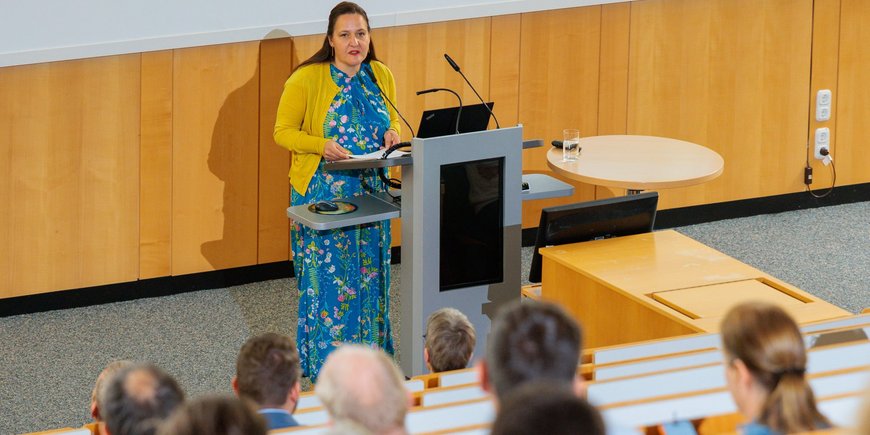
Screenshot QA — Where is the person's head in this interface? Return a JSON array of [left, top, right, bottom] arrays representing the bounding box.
[[424, 307, 476, 373], [91, 360, 135, 423], [156, 394, 267, 435], [480, 300, 583, 401], [232, 332, 301, 412], [297, 2, 379, 73], [721, 302, 830, 433], [491, 381, 605, 435], [101, 363, 185, 435], [316, 345, 409, 435]]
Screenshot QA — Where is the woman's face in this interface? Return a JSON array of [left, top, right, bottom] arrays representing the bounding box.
[[329, 13, 370, 74]]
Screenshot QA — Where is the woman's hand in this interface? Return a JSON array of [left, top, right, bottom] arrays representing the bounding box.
[[323, 140, 350, 161], [383, 129, 401, 149]]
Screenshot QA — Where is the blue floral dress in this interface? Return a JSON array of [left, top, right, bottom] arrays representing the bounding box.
[[290, 64, 394, 381]]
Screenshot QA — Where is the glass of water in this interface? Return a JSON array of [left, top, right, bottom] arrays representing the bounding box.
[[563, 129, 580, 161]]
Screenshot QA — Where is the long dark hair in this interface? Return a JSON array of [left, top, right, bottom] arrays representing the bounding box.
[[295, 2, 379, 72], [721, 302, 831, 433]]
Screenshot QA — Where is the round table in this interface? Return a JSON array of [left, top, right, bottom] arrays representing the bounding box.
[[547, 135, 724, 194]]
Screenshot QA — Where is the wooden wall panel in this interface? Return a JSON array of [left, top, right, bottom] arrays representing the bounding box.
[[628, 0, 814, 209], [374, 19, 493, 141], [806, 0, 840, 189], [172, 42, 260, 275], [0, 56, 140, 297], [259, 38, 294, 264], [834, 0, 870, 186], [490, 15, 522, 129], [140, 51, 174, 279], [517, 7, 603, 228], [598, 2, 631, 136]]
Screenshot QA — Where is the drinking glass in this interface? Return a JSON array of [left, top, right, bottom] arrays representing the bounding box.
[[563, 129, 580, 161]]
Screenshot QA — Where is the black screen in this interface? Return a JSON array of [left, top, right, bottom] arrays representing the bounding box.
[[440, 157, 504, 291], [528, 192, 659, 283], [417, 102, 495, 139]]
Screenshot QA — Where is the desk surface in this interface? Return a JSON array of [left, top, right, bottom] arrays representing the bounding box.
[[547, 135, 724, 191], [540, 230, 850, 341]]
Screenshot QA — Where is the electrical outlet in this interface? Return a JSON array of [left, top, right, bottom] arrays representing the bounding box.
[[817, 89, 832, 105], [816, 106, 831, 122], [816, 89, 832, 121], [814, 127, 830, 160]]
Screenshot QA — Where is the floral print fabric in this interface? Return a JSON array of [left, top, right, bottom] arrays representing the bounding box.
[[290, 64, 394, 381]]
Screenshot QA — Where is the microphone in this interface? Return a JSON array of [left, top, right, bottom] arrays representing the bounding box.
[[417, 88, 463, 135], [366, 64, 416, 138], [443, 53, 500, 129]]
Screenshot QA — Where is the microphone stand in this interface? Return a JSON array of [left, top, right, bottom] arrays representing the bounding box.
[[444, 53, 500, 129], [416, 88, 463, 135], [366, 64, 416, 138]]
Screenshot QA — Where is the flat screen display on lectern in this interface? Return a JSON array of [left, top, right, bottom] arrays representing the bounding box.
[[439, 157, 504, 291]]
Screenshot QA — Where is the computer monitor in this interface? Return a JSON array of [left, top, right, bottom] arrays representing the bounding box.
[[417, 102, 495, 138], [528, 192, 659, 283]]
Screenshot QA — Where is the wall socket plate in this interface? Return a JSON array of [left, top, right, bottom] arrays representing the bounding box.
[[814, 127, 830, 160], [816, 89, 832, 121]]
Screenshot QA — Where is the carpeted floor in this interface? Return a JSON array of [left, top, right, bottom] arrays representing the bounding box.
[[1, 201, 868, 434]]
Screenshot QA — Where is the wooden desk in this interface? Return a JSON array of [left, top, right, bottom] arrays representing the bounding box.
[[539, 230, 850, 348], [547, 135, 724, 193]]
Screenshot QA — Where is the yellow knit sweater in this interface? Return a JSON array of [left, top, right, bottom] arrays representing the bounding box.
[[273, 61, 401, 195]]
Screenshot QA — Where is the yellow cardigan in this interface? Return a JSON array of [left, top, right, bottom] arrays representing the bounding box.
[[274, 61, 401, 195]]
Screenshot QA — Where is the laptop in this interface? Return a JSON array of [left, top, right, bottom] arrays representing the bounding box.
[[416, 102, 495, 138]]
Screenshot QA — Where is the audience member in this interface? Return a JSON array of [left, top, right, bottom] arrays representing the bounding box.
[[424, 307, 476, 373], [479, 299, 584, 401], [101, 363, 185, 435], [316, 345, 409, 435], [90, 360, 135, 434], [232, 332, 302, 430], [721, 302, 831, 434], [491, 381, 605, 435], [156, 394, 266, 435]]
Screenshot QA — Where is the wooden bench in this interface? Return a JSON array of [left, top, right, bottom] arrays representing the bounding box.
[[586, 321, 868, 381], [418, 383, 489, 407], [599, 365, 870, 432], [588, 339, 870, 407]]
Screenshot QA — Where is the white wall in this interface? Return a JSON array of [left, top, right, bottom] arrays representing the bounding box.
[[0, 0, 625, 67]]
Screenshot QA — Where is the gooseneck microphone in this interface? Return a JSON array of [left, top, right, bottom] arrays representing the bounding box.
[[444, 53, 500, 129], [417, 88, 463, 135], [366, 64, 416, 138]]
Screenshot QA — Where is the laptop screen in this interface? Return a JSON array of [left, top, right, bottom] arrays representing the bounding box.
[[416, 102, 495, 138]]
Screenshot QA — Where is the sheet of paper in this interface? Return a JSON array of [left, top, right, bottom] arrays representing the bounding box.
[[347, 149, 409, 160]]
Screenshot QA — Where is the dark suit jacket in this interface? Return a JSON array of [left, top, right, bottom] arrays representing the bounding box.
[[259, 409, 300, 430]]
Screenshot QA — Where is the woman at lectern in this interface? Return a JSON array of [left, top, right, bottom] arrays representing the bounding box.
[[273, 1, 402, 381], [720, 302, 831, 434]]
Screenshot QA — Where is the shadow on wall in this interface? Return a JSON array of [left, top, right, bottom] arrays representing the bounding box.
[[200, 61, 260, 271]]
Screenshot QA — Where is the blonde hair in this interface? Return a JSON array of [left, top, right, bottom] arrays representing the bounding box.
[[316, 345, 407, 434], [425, 308, 476, 372], [721, 302, 830, 433]]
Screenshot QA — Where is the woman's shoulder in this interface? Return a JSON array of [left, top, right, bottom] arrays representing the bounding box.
[[288, 62, 329, 83], [369, 60, 392, 73]]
